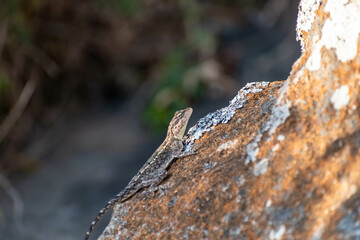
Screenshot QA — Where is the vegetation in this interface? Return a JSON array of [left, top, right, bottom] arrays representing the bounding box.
[[0, 0, 270, 172]]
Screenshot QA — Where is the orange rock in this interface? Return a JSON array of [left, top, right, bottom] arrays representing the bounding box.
[[99, 1, 360, 239]]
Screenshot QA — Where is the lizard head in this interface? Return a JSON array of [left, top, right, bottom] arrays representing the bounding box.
[[167, 107, 193, 140]]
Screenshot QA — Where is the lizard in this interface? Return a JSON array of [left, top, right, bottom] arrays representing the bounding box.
[[84, 107, 195, 240]]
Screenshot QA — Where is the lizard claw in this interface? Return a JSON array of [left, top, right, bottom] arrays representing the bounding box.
[[157, 184, 167, 195], [149, 183, 158, 195], [176, 148, 198, 158], [145, 188, 157, 198]]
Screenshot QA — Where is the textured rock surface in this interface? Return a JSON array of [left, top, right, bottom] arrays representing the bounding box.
[[99, 0, 360, 239]]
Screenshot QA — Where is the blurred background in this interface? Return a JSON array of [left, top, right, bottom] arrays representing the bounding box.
[[0, 0, 300, 239]]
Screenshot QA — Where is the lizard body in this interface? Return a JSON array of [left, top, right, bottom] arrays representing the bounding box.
[[84, 107, 194, 240]]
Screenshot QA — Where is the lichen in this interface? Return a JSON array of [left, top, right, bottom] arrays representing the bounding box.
[[245, 99, 291, 164], [296, 0, 321, 51], [331, 85, 350, 110], [269, 225, 286, 240], [184, 82, 269, 151], [305, 0, 360, 71], [253, 158, 269, 176], [217, 139, 238, 152]]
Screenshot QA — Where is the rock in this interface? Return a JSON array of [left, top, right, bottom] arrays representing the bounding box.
[[99, 0, 360, 239]]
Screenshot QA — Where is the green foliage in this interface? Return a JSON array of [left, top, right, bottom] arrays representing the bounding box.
[[142, 0, 216, 133], [0, 72, 10, 119], [143, 47, 206, 133], [142, 48, 190, 133], [0, 0, 34, 43], [0, 0, 19, 15], [10, 17, 31, 43], [93, 0, 143, 16], [159, 49, 189, 89], [112, 0, 142, 15], [143, 100, 188, 134], [0, 73, 9, 96], [187, 26, 216, 57]]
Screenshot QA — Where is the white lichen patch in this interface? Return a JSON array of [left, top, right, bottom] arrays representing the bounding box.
[[217, 139, 238, 152], [272, 144, 280, 152], [311, 225, 324, 240], [306, 35, 322, 71], [269, 225, 286, 240], [331, 85, 350, 110], [185, 82, 269, 151], [265, 199, 272, 208], [245, 100, 290, 164], [245, 135, 261, 164], [296, 0, 321, 50], [306, 0, 360, 71], [253, 158, 269, 176], [277, 134, 285, 141], [323, 0, 360, 62], [269, 102, 291, 135]]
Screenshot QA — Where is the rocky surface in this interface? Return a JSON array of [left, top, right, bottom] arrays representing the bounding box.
[[99, 0, 360, 239]]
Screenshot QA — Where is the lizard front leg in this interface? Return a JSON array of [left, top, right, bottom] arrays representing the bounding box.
[[144, 169, 168, 194], [175, 146, 198, 159]]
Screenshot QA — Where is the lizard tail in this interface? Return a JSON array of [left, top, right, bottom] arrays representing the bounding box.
[[84, 199, 117, 240]]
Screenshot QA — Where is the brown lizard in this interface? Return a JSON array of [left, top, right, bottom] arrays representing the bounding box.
[[84, 107, 195, 240]]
